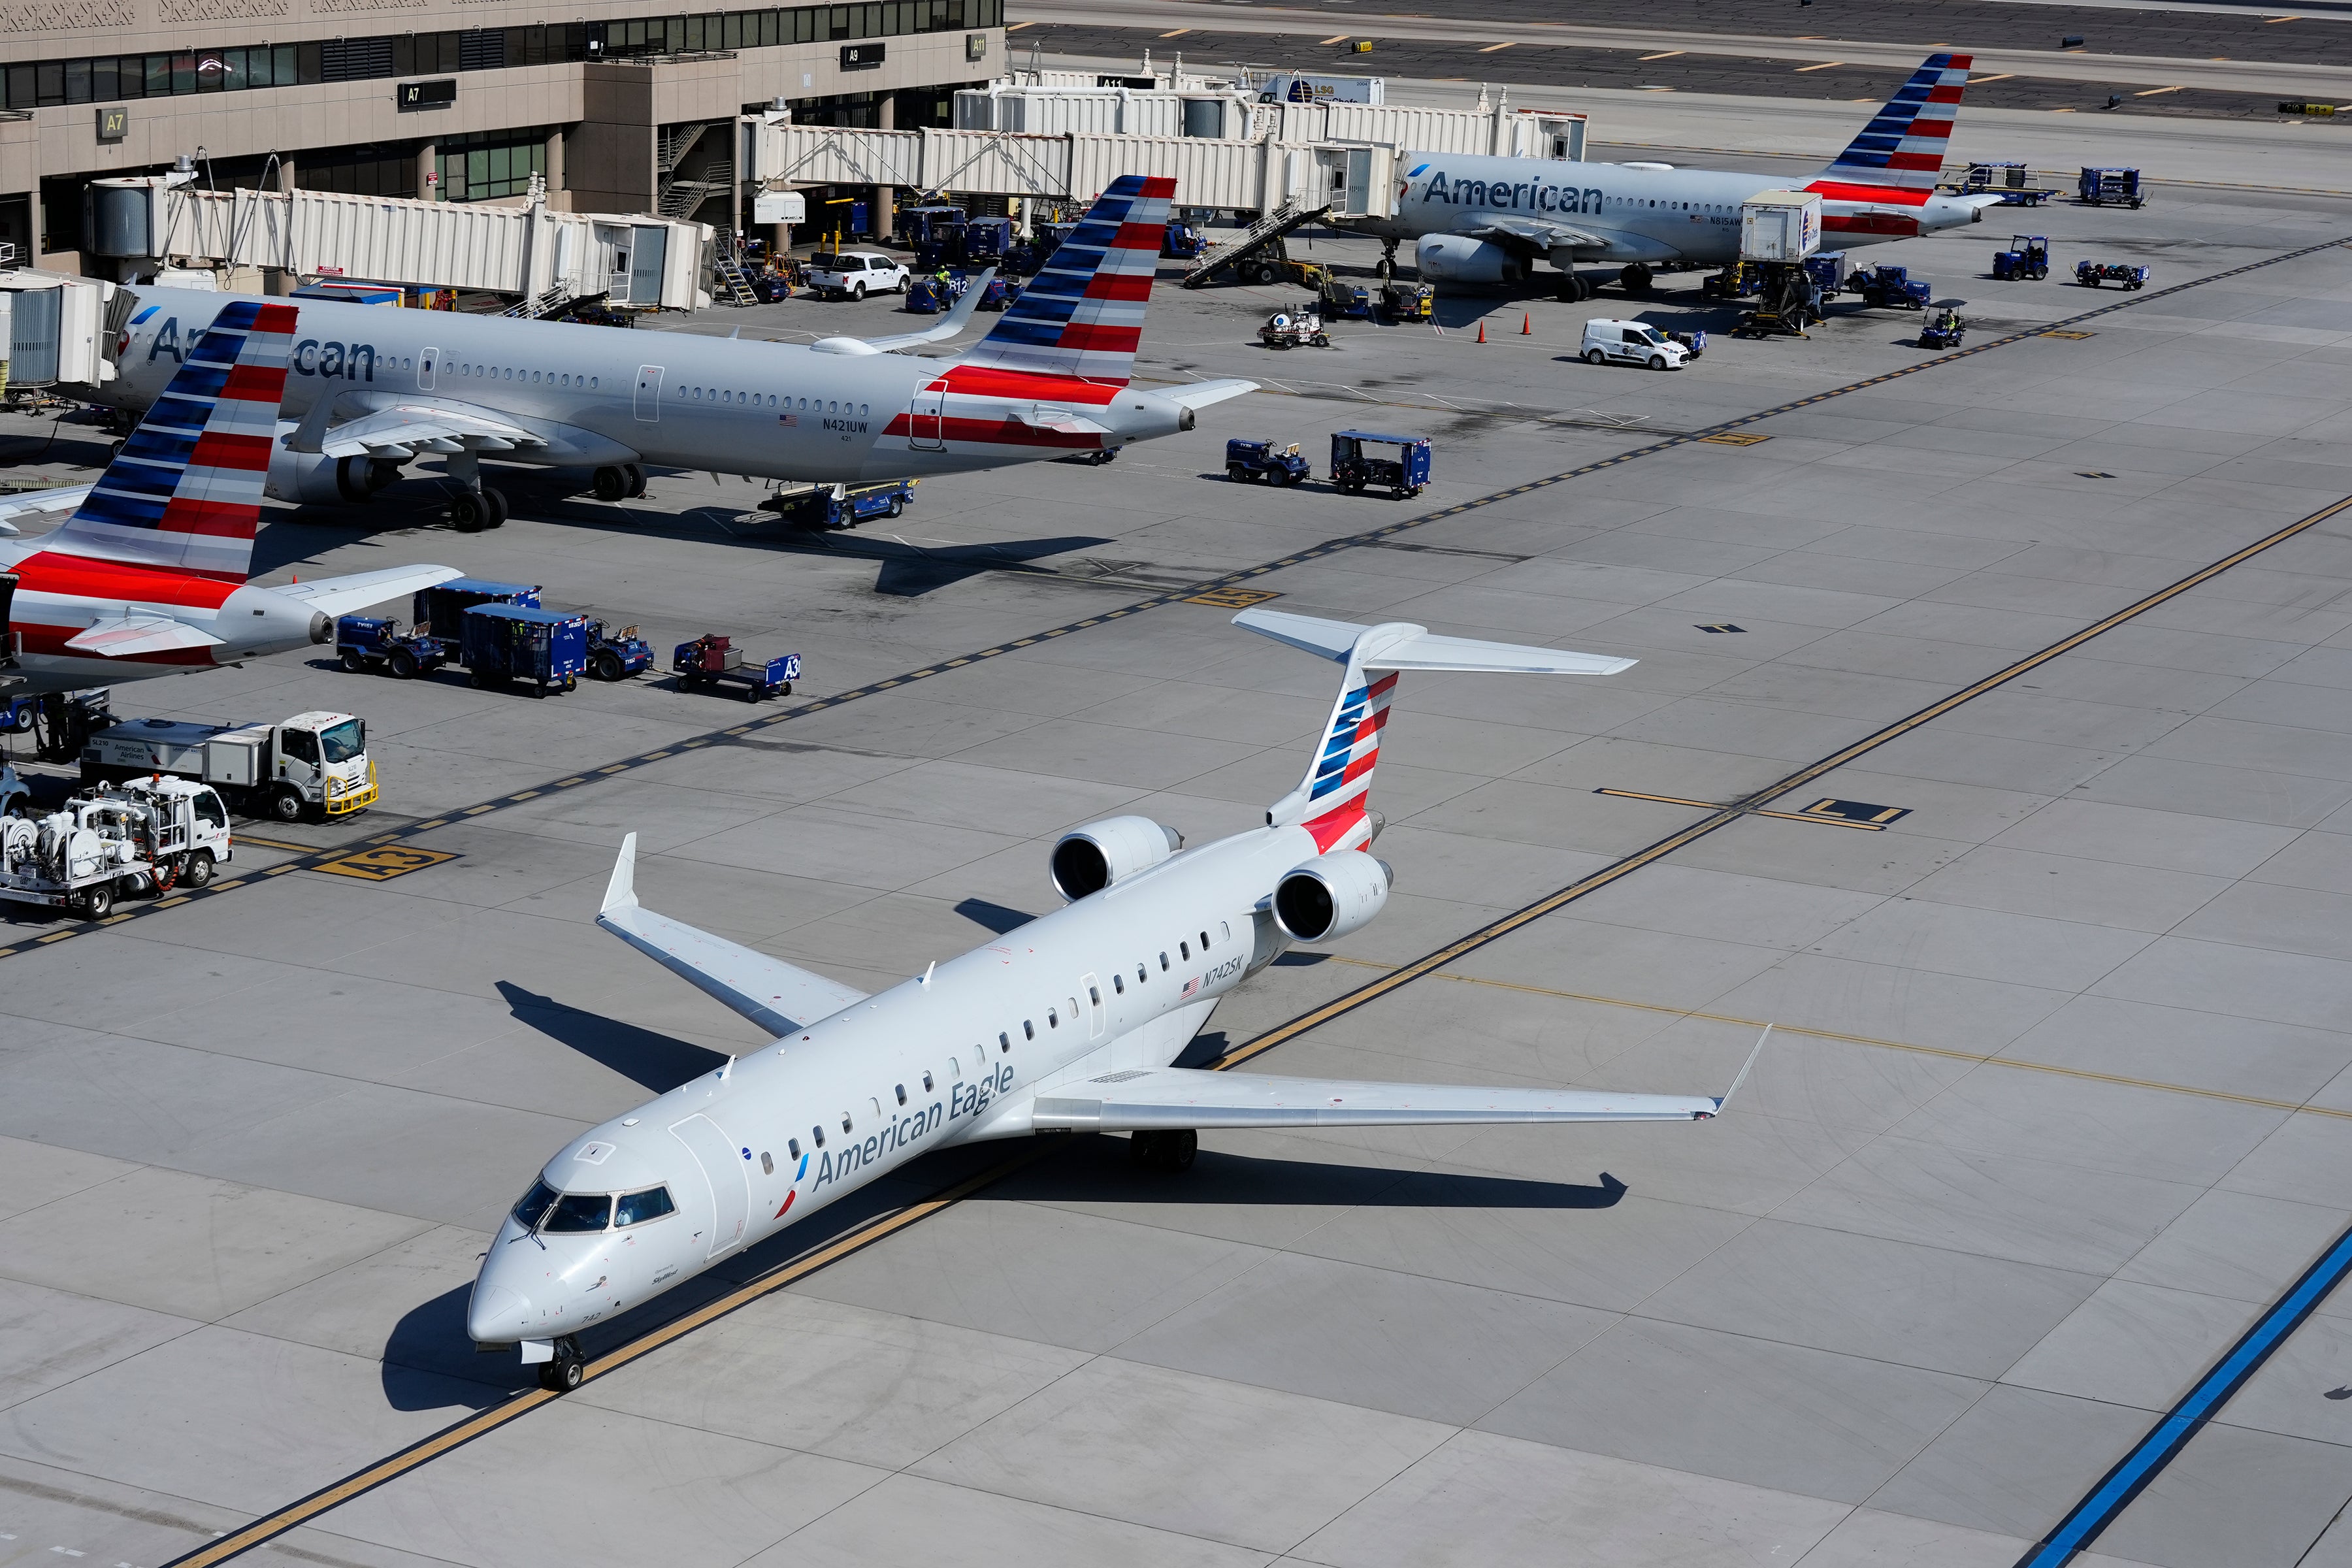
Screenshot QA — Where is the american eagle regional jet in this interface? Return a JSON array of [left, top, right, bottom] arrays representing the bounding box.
[[1350, 54, 2004, 297], [468, 606, 1769, 1390], [88, 176, 1249, 531]]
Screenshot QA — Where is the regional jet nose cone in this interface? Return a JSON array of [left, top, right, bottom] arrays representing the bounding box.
[[466, 1281, 531, 1345]]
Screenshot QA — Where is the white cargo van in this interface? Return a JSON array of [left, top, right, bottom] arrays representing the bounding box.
[[1580, 320, 1690, 370]]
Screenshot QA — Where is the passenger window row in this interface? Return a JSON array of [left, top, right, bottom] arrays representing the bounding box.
[[679, 386, 870, 417], [452, 361, 600, 389]]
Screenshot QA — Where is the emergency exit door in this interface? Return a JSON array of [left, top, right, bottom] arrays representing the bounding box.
[[909, 380, 945, 449]]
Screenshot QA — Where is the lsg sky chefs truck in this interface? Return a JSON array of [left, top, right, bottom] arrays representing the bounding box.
[[81, 711, 377, 822]]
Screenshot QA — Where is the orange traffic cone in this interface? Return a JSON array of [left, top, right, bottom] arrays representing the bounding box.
[[1476, 319, 1486, 343], [1521, 312, 1532, 334]]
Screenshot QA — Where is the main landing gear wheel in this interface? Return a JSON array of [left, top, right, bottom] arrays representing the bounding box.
[[1131, 1129, 1198, 1173], [623, 463, 646, 498], [593, 466, 629, 502], [1620, 263, 1654, 294], [538, 1336, 586, 1393], [483, 488, 509, 529], [448, 491, 490, 532]]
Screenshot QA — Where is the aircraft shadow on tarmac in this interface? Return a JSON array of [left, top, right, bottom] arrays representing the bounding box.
[[723, 522, 1118, 598], [955, 896, 1036, 934], [495, 981, 730, 1092]]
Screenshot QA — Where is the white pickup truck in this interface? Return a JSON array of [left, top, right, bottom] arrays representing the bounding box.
[[805, 250, 910, 301], [82, 710, 376, 822]]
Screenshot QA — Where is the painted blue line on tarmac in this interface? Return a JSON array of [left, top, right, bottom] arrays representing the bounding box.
[[2017, 1220, 2352, 1567]]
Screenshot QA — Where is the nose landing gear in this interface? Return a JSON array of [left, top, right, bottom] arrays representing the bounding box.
[[537, 1334, 587, 1392]]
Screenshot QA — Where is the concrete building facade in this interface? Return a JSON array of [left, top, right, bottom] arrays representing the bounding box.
[[0, 0, 1004, 271]]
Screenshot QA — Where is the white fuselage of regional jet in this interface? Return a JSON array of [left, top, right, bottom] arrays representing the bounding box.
[[1348, 157, 1985, 262], [98, 286, 1188, 482]]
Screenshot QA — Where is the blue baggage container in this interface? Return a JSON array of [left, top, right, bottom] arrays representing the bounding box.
[[414, 578, 540, 640], [461, 604, 589, 696]]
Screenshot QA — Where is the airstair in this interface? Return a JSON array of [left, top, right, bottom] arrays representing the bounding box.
[[1181, 201, 1329, 289], [711, 240, 760, 306]]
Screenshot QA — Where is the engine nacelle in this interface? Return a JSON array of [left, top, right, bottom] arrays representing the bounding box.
[[266, 425, 401, 506], [1049, 815, 1183, 902], [1271, 851, 1392, 943], [1416, 233, 1523, 286]]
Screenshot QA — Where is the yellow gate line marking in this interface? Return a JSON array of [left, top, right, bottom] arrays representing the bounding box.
[[160, 1139, 1059, 1568], [1220, 489, 2352, 1071], [1312, 956, 2352, 1120]]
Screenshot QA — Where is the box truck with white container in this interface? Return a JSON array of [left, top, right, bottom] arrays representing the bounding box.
[[1739, 191, 1822, 263], [81, 711, 377, 822]]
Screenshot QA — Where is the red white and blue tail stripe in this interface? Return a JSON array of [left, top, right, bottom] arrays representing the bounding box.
[[1298, 666, 1397, 853], [48, 299, 295, 583], [1808, 53, 1972, 208], [960, 174, 1174, 385]]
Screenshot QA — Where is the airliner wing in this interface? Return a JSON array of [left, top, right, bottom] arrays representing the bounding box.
[[0, 483, 94, 533], [271, 564, 465, 619], [1461, 212, 1609, 253], [596, 833, 869, 1036], [64, 614, 227, 657], [316, 402, 547, 459], [1030, 1065, 1739, 1130]]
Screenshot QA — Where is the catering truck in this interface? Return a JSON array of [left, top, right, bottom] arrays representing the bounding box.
[[80, 710, 377, 821]]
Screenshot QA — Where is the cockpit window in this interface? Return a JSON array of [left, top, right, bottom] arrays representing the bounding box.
[[542, 1192, 612, 1232], [512, 1179, 561, 1230], [615, 1186, 676, 1226]]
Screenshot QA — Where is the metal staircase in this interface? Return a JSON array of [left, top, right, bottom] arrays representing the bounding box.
[[500, 282, 576, 318], [711, 238, 759, 306], [655, 121, 727, 223], [1181, 201, 1330, 289]]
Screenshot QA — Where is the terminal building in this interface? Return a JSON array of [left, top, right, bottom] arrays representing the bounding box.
[[0, 0, 1005, 274]]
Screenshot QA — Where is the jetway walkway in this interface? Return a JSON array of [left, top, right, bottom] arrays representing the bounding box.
[[83, 176, 713, 313]]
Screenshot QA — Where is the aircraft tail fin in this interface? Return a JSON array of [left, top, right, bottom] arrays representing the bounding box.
[[1809, 52, 1974, 201], [956, 174, 1174, 385], [1235, 607, 1634, 852], [46, 299, 296, 583]]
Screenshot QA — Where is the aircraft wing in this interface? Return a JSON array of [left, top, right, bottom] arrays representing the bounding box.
[[0, 483, 95, 534], [596, 833, 869, 1037], [1162, 379, 1258, 412], [316, 402, 548, 459], [270, 564, 465, 619], [64, 614, 227, 657], [1029, 1049, 1761, 1131], [1460, 212, 1610, 253]]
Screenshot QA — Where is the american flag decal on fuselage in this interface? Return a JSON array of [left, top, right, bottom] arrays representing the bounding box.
[[43, 299, 295, 584]]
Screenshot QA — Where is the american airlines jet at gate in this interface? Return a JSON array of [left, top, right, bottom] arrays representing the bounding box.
[[0, 299, 456, 696], [91, 176, 1250, 531], [468, 607, 1769, 1390], [1350, 54, 2004, 297]]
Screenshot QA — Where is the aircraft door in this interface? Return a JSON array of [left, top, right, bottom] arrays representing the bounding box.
[[1081, 973, 1107, 1038], [669, 1112, 749, 1258], [634, 365, 664, 423], [909, 380, 945, 449], [418, 347, 439, 391]]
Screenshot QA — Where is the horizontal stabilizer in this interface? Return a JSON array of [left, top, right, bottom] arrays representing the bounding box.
[[1012, 406, 1111, 435], [0, 483, 94, 532], [1235, 606, 1634, 676], [1030, 1068, 1722, 1131], [1162, 378, 1258, 411], [64, 614, 226, 658], [596, 832, 868, 1036], [270, 564, 465, 619]]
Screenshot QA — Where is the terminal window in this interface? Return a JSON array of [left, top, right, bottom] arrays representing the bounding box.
[[438, 129, 548, 203]]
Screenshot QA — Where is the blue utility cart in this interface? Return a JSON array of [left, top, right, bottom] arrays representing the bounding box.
[[2076, 259, 2149, 289], [2078, 167, 2145, 208], [1803, 252, 1847, 298], [674, 634, 799, 701], [768, 478, 915, 529], [1964, 162, 2050, 205], [1225, 438, 1311, 485], [1162, 220, 1207, 259], [1919, 308, 1967, 350], [461, 604, 589, 696], [963, 216, 1013, 263], [1993, 235, 2050, 280], [585, 622, 653, 681], [335, 614, 450, 679], [1330, 431, 1431, 500], [416, 578, 540, 636], [905, 272, 968, 313], [900, 204, 967, 253], [1857, 265, 1932, 309], [977, 276, 1022, 312]]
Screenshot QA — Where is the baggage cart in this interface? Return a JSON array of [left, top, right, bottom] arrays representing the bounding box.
[[461, 605, 589, 696], [1330, 431, 1431, 500], [673, 635, 800, 701]]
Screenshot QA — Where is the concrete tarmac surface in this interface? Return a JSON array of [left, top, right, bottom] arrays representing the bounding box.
[[5, 71, 2352, 1568]]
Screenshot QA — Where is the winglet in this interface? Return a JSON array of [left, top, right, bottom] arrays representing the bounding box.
[[602, 832, 639, 916], [1712, 1024, 1771, 1115]]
